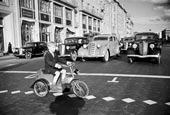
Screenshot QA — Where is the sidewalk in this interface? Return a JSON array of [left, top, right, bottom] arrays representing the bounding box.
[[0, 53, 16, 61]]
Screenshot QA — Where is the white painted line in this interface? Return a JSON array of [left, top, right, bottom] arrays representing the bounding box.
[[85, 95, 96, 100], [102, 97, 115, 101], [0, 71, 36, 74], [122, 98, 135, 103], [0, 90, 8, 94], [24, 91, 34, 95], [165, 102, 170, 106], [11, 90, 21, 94], [143, 100, 157, 105], [68, 94, 76, 98], [108, 77, 119, 83], [4, 64, 16, 67], [0, 71, 170, 79], [53, 92, 63, 96], [25, 74, 37, 79]]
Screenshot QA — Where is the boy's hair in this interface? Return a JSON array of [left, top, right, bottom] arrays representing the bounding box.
[[47, 42, 57, 48]]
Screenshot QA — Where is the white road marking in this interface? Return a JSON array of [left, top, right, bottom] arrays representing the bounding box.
[[4, 64, 16, 67], [0, 90, 8, 93], [24, 91, 34, 95], [0, 71, 36, 74], [107, 77, 119, 83], [0, 71, 169, 79], [85, 95, 96, 100], [102, 97, 115, 101], [53, 92, 63, 96], [25, 74, 37, 79], [122, 98, 135, 103], [143, 100, 157, 105], [11, 90, 21, 94], [165, 102, 170, 106], [68, 94, 76, 98]]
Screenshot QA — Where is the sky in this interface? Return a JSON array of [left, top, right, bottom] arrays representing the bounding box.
[[118, 0, 170, 33]]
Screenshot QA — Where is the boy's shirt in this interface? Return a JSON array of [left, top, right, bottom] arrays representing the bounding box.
[[44, 50, 67, 74]]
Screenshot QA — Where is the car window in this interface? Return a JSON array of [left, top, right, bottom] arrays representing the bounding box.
[[39, 42, 45, 46], [25, 43, 35, 47], [109, 37, 113, 41], [94, 37, 108, 41], [136, 35, 156, 40]]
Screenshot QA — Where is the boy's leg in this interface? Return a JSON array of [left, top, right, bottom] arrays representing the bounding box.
[[60, 69, 66, 82], [53, 71, 60, 86]]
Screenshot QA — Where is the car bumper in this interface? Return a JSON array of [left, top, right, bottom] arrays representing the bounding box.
[[127, 54, 160, 58], [78, 54, 104, 58], [13, 53, 25, 57]]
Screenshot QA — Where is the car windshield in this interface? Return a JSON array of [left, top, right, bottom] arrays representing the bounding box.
[[65, 38, 88, 44], [93, 37, 108, 41], [135, 35, 156, 41], [25, 43, 35, 47]]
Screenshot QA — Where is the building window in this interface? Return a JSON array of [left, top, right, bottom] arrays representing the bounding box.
[[20, 0, 34, 9], [66, 8, 72, 26], [93, 19, 96, 31], [82, 14, 87, 29], [54, 4, 63, 24], [20, 0, 35, 19], [39, 0, 51, 22], [88, 17, 92, 30], [98, 20, 100, 32], [0, 0, 9, 5], [39, 0, 51, 14]]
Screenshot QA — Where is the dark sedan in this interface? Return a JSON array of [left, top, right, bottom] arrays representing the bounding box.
[[127, 32, 162, 64], [60, 37, 89, 61], [13, 42, 47, 59]]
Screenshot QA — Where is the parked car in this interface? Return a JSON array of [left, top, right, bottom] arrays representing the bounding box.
[[13, 42, 47, 59], [78, 34, 120, 62], [60, 36, 89, 61], [120, 37, 134, 53], [127, 32, 162, 64]]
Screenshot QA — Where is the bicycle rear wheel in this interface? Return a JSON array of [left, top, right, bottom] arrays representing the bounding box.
[[71, 80, 89, 98]]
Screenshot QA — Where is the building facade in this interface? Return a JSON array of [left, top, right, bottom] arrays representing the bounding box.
[[0, 0, 133, 54]]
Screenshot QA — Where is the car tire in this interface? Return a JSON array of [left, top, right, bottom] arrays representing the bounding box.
[[103, 50, 109, 62], [70, 51, 78, 62], [25, 52, 32, 59], [128, 57, 133, 64]]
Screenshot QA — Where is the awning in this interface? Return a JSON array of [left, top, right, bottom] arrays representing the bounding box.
[[55, 26, 64, 32]]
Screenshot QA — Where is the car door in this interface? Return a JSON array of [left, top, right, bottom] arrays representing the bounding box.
[[114, 36, 120, 54]]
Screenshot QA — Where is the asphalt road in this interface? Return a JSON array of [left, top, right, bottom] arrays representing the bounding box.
[[0, 46, 170, 115]]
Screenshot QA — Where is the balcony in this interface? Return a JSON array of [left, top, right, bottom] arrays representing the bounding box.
[[80, 2, 103, 19], [57, 0, 78, 8]]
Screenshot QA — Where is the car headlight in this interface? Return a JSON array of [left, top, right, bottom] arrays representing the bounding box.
[[78, 39, 82, 44], [83, 44, 88, 49], [132, 44, 137, 49], [129, 43, 132, 46], [97, 44, 101, 48], [66, 46, 70, 49], [150, 44, 155, 49]]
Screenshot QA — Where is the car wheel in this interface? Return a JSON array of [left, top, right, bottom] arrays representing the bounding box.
[[128, 57, 133, 64], [103, 50, 109, 62], [70, 51, 78, 62], [25, 52, 32, 59]]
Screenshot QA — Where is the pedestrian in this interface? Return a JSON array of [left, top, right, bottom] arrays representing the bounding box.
[[44, 41, 71, 92]]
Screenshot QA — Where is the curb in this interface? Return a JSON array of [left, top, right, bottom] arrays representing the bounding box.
[[0, 53, 16, 61]]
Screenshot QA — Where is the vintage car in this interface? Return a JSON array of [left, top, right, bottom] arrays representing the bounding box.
[[127, 32, 162, 64], [13, 42, 47, 59], [60, 36, 89, 61], [120, 37, 134, 52], [78, 34, 120, 62]]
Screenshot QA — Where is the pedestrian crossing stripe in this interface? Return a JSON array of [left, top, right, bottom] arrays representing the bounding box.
[[122, 98, 135, 103], [11, 90, 21, 94], [0, 90, 8, 93], [143, 100, 157, 105], [85, 95, 96, 100], [102, 97, 115, 101]]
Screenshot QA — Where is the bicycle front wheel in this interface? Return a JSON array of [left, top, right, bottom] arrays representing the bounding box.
[[71, 80, 89, 98]]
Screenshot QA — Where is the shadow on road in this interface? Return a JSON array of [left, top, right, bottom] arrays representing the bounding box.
[[49, 95, 85, 115]]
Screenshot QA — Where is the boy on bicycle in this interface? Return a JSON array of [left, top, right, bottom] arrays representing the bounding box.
[[44, 42, 71, 92]]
